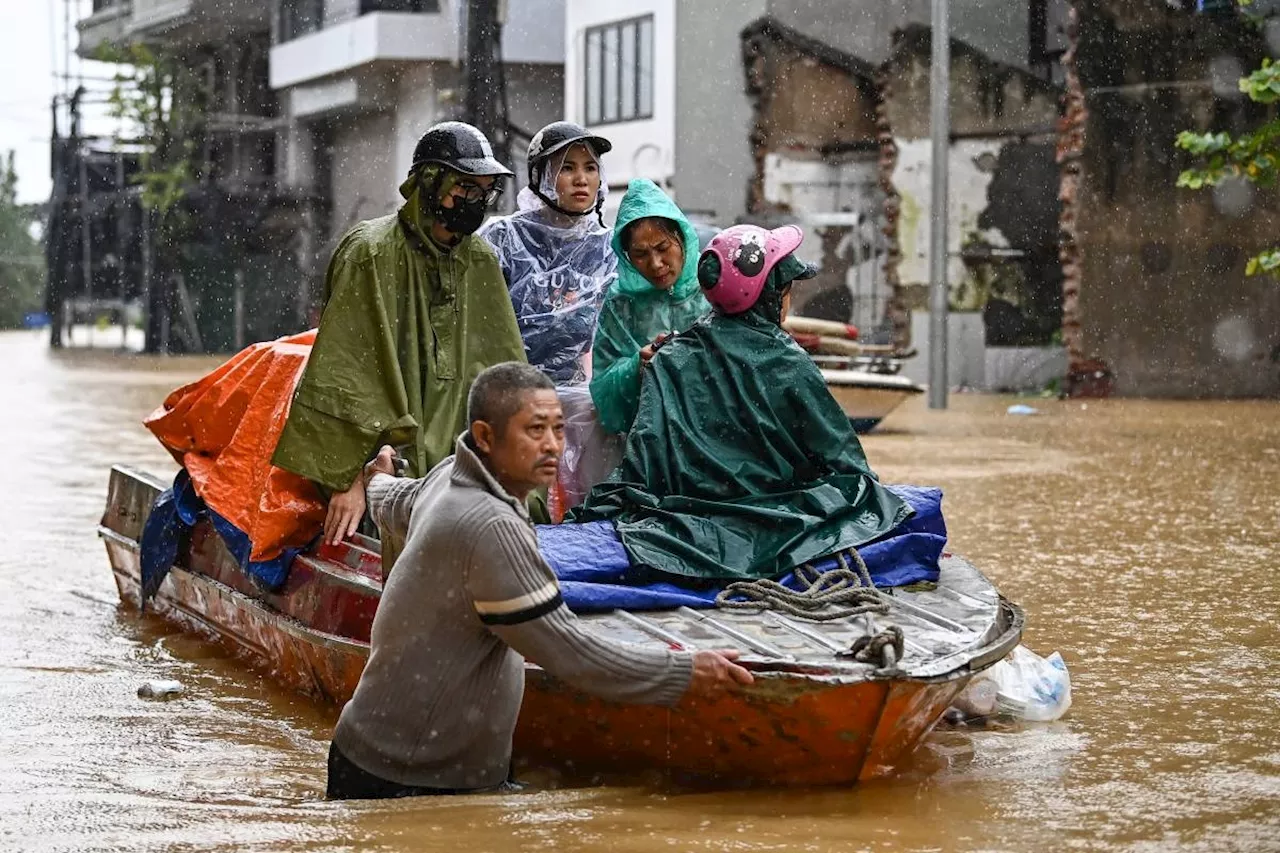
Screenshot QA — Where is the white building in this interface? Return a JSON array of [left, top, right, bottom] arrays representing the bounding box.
[[269, 0, 567, 243], [564, 0, 1063, 227]]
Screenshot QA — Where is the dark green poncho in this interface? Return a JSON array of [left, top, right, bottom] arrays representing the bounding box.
[[572, 257, 911, 582]]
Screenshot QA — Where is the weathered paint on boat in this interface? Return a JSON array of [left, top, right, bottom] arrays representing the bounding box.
[[100, 464, 1022, 786]]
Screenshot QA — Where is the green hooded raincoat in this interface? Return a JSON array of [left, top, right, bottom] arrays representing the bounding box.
[[589, 179, 710, 435], [272, 176, 527, 494], [572, 255, 912, 583]]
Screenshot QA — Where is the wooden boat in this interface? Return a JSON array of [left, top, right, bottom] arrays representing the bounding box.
[[100, 464, 1022, 787], [822, 368, 925, 432]]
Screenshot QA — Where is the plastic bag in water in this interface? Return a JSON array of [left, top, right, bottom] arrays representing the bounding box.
[[952, 644, 1072, 723], [137, 679, 184, 700]]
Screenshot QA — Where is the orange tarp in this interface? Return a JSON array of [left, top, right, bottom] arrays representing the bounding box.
[[144, 331, 326, 562]]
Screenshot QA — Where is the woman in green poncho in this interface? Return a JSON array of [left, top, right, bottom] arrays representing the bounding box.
[[589, 179, 711, 435], [573, 224, 911, 583]]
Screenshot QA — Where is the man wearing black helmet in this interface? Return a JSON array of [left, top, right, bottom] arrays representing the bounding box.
[[272, 122, 528, 564]]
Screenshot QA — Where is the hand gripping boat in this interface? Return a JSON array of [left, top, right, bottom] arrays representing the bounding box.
[[100, 465, 1022, 787]]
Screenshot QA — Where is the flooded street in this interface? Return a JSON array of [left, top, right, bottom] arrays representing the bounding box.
[[1, 328, 1277, 852]]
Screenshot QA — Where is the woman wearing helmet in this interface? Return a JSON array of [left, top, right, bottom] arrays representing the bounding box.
[[572, 224, 910, 583], [480, 121, 616, 384], [589, 178, 712, 436], [479, 122, 619, 514]]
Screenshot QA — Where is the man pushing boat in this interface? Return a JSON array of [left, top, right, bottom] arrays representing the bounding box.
[[326, 362, 752, 800]]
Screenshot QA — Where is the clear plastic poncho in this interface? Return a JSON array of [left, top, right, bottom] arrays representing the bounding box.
[[480, 147, 622, 518], [480, 147, 617, 386]]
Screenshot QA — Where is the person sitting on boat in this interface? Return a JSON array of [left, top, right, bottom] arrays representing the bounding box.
[[327, 362, 751, 800], [589, 179, 712, 436], [479, 122, 619, 514], [270, 121, 528, 551], [571, 224, 912, 583], [143, 122, 527, 587], [480, 121, 616, 384]]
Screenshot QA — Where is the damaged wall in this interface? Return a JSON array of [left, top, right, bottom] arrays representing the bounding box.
[[672, 0, 1058, 227], [739, 18, 891, 334], [737, 15, 1065, 344], [1071, 0, 1280, 397], [881, 27, 1063, 345]]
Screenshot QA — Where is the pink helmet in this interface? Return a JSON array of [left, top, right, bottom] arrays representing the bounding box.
[[698, 224, 806, 315]]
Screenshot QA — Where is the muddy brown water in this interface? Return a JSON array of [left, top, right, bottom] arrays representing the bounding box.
[[1, 330, 1277, 852]]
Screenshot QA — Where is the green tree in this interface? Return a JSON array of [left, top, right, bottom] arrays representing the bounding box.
[[100, 42, 202, 221], [1175, 3, 1280, 276], [0, 151, 45, 329]]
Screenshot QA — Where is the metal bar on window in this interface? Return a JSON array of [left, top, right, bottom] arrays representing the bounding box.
[[620, 21, 636, 121], [585, 28, 602, 125], [638, 16, 653, 119], [603, 25, 619, 123], [633, 19, 642, 121]]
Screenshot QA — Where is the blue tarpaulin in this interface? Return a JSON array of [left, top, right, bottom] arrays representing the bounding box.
[[541, 485, 946, 611], [140, 473, 945, 613], [139, 470, 304, 601]]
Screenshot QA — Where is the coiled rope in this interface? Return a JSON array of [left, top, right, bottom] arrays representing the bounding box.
[[714, 550, 889, 622]]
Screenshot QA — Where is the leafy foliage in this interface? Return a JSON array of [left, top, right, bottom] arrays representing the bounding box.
[[1176, 16, 1280, 277], [0, 151, 45, 329], [97, 42, 202, 219]]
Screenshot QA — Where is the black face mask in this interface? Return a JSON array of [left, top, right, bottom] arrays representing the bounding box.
[[436, 195, 489, 236]]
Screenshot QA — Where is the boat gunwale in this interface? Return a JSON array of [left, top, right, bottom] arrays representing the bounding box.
[[820, 370, 926, 393], [99, 522, 1024, 691]]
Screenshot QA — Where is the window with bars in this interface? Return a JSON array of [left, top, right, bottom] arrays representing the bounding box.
[[584, 15, 654, 126], [278, 0, 324, 42]]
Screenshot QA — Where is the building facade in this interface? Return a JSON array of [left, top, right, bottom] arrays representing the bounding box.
[[269, 0, 566, 246], [73, 0, 567, 345]]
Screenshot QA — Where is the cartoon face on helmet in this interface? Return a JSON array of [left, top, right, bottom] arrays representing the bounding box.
[[698, 224, 806, 315]]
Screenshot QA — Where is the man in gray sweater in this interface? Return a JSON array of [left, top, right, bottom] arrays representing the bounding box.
[[328, 362, 752, 799]]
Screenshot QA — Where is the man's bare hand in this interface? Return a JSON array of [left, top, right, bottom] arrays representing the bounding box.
[[687, 649, 754, 697], [324, 482, 366, 546], [365, 444, 397, 480]]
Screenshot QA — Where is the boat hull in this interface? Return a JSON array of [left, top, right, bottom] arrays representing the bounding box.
[[822, 370, 925, 432], [100, 465, 1019, 787]]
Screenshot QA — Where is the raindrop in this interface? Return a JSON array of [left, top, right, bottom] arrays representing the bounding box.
[[1211, 314, 1256, 362], [1212, 177, 1253, 218], [1209, 55, 1246, 98], [1267, 19, 1280, 57]]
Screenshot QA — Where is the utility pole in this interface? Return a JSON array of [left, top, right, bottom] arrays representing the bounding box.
[[928, 0, 951, 409], [463, 0, 504, 151]]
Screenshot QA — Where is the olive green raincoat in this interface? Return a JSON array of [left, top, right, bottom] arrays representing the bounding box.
[[272, 174, 527, 494]]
